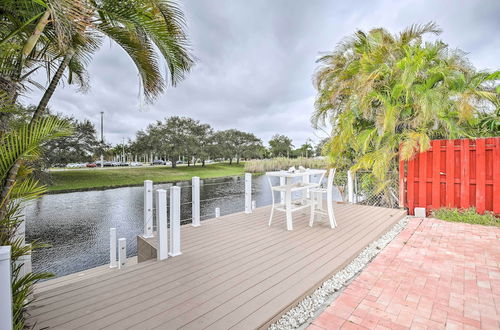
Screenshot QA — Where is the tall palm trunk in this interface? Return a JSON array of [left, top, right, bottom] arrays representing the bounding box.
[[31, 51, 73, 123], [0, 52, 73, 219]]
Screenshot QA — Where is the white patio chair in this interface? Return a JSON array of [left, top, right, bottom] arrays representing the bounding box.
[[309, 168, 337, 228], [267, 176, 314, 227]]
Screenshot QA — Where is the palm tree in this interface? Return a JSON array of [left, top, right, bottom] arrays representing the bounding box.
[[0, 0, 194, 214], [313, 23, 499, 202]]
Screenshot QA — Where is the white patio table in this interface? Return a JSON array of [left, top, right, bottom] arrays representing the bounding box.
[[266, 169, 326, 230]]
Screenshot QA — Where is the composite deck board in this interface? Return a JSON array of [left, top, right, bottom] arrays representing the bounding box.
[[28, 203, 406, 330]]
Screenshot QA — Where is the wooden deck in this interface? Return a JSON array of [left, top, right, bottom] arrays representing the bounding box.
[[28, 203, 406, 330]]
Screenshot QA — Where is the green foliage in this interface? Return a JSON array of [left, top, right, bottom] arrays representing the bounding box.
[[0, 112, 71, 329], [432, 208, 499, 227], [42, 116, 100, 166], [313, 23, 500, 194], [268, 134, 294, 157]]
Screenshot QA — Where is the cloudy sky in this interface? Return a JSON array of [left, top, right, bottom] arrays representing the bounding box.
[[22, 0, 500, 146]]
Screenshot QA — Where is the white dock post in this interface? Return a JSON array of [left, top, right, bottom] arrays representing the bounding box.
[[157, 189, 168, 260], [14, 213, 31, 277], [109, 228, 117, 268], [279, 177, 285, 204], [252, 200, 256, 210], [192, 176, 200, 227], [215, 207, 220, 218], [143, 180, 153, 238], [244, 173, 252, 214], [118, 238, 126, 269], [347, 170, 354, 203], [0, 246, 13, 330], [169, 186, 182, 256]]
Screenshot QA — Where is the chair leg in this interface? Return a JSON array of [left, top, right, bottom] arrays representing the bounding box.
[[327, 202, 336, 228], [268, 205, 274, 227], [309, 198, 315, 227]]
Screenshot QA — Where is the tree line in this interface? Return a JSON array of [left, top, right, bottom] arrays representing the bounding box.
[[41, 114, 328, 167]]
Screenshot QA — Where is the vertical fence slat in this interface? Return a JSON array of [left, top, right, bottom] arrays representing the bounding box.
[[431, 140, 440, 211], [460, 140, 470, 209], [407, 156, 415, 214], [476, 138, 486, 214], [399, 151, 405, 208], [418, 150, 427, 209], [445, 140, 455, 207], [493, 138, 500, 214]]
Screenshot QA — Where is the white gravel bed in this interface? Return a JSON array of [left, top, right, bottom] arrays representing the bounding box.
[[269, 216, 410, 330]]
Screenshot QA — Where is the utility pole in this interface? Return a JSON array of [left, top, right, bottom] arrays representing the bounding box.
[[100, 111, 104, 167], [122, 137, 125, 163]]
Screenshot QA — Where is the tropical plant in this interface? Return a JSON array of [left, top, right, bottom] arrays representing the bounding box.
[[0, 109, 72, 329], [313, 23, 499, 199], [0, 0, 194, 221]]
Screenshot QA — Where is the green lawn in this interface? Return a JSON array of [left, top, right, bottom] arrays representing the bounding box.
[[47, 163, 245, 192]]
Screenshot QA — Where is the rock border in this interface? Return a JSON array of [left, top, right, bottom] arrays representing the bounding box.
[[269, 216, 410, 330]]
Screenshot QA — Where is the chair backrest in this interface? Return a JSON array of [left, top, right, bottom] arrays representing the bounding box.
[[326, 168, 336, 204]]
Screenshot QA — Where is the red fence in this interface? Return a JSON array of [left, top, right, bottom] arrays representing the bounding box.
[[399, 137, 500, 215]]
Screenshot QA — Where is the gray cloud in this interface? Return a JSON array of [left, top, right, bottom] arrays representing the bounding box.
[[23, 0, 500, 146]]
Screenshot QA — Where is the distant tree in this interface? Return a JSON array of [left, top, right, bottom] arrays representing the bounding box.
[[294, 139, 314, 158], [269, 134, 294, 157], [42, 117, 100, 166], [315, 137, 329, 156], [191, 123, 214, 166], [213, 129, 263, 164]]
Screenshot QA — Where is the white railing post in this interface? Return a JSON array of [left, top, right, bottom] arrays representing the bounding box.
[[252, 200, 256, 210], [143, 180, 153, 238], [215, 207, 220, 218], [0, 246, 13, 330], [244, 173, 252, 214], [280, 177, 286, 204], [169, 186, 182, 256], [118, 238, 126, 269], [156, 189, 168, 261], [347, 170, 354, 203], [14, 213, 31, 277], [109, 228, 117, 268], [191, 177, 200, 227]]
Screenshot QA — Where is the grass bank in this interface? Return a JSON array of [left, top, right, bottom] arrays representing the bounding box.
[[47, 163, 245, 193]]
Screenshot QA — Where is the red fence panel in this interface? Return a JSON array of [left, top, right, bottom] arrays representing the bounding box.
[[400, 137, 500, 215]]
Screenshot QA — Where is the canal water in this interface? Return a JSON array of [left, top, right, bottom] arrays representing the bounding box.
[[25, 174, 340, 277]]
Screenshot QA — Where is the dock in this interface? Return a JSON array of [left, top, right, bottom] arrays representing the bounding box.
[[28, 203, 406, 329]]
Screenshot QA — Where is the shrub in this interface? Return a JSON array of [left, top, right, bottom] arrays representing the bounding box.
[[432, 207, 499, 227]]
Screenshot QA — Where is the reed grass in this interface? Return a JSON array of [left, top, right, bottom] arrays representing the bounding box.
[[244, 157, 328, 173]]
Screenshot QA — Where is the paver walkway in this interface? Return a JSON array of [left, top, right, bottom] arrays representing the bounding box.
[[309, 218, 500, 329]]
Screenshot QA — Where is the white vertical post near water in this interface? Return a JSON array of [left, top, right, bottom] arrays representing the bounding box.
[[252, 200, 256, 210], [0, 246, 13, 330], [347, 170, 354, 203], [280, 177, 286, 204], [156, 189, 168, 260], [244, 173, 252, 214], [14, 213, 31, 277], [169, 186, 182, 256], [109, 228, 117, 268], [191, 176, 200, 227], [215, 207, 220, 218], [118, 238, 126, 269], [143, 180, 153, 238]]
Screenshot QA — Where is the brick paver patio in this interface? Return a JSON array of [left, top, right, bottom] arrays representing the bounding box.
[[309, 218, 500, 329]]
